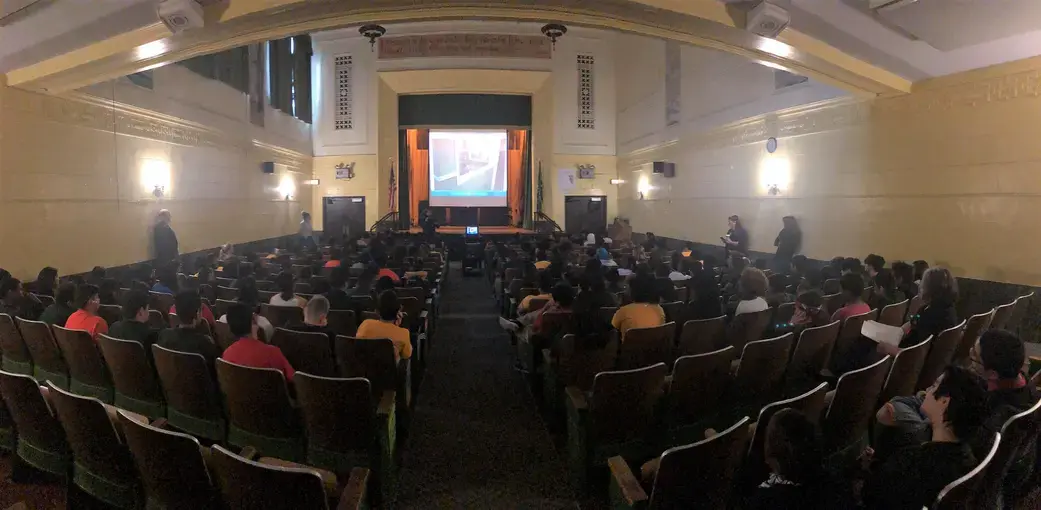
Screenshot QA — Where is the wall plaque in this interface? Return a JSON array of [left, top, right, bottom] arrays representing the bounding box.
[[378, 34, 552, 60]]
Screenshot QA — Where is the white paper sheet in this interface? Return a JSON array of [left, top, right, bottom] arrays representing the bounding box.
[[861, 320, 904, 347]]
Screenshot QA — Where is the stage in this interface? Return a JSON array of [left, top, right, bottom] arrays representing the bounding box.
[[399, 226, 535, 235]]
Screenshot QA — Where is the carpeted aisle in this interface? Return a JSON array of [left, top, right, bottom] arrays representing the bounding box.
[[395, 263, 576, 509]]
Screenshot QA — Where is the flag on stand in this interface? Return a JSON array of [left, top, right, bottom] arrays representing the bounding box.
[[388, 159, 397, 213]]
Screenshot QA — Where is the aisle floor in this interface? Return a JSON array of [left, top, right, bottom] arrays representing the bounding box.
[[395, 264, 576, 509]]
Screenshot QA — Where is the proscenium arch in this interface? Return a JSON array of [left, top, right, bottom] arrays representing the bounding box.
[[6, 0, 911, 96]]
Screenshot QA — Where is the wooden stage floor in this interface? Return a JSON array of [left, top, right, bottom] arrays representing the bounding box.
[[399, 226, 535, 235]]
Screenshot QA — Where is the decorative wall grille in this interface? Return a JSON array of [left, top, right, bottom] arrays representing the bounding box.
[[577, 54, 595, 130], [334, 54, 353, 130]]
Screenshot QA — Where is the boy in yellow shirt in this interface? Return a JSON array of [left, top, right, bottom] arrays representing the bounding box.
[[611, 274, 665, 340], [356, 290, 413, 361]]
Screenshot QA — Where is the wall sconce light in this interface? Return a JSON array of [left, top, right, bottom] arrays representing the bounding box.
[[303, 179, 320, 186], [140, 159, 171, 200], [152, 185, 165, 198], [759, 155, 790, 197], [766, 184, 781, 196], [276, 175, 296, 200], [610, 178, 625, 185]]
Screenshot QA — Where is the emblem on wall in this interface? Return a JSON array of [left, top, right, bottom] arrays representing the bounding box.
[[335, 162, 356, 180]]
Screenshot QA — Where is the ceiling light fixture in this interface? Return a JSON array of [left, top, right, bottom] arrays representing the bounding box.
[[541, 23, 567, 49], [359, 24, 387, 51]]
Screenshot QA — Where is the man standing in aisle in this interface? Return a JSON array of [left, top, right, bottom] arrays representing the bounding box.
[[153, 209, 179, 266], [299, 211, 317, 251]]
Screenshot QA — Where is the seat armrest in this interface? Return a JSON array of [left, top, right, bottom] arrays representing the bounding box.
[[239, 446, 258, 460], [565, 386, 588, 411], [337, 467, 371, 510], [608, 456, 649, 509]]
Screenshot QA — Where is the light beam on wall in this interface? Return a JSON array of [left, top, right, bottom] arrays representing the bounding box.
[[140, 158, 171, 198], [759, 155, 791, 196], [276, 174, 296, 200]]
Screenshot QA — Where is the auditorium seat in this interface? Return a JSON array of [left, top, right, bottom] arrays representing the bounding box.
[[729, 333, 794, 415], [907, 294, 925, 320], [261, 304, 304, 329], [0, 313, 32, 375], [565, 363, 667, 492], [97, 304, 122, 328], [334, 336, 410, 435], [828, 309, 878, 376], [784, 321, 839, 396], [932, 433, 1000, 509], [725, 308, 771, 353], [664, 346, 735, 445], [47, 382, 142, 509], [16, 318, 69, 389], [327, 309, 358, 338], [52, 325, 113, 403], [977, 398, 1041, 507], [98, 335, 166, 419], [915, 321, 965, 392], [213, 299, 235, 321], [541, 333, 618, 411], [216, 359, 304, 462], [149, 292, 175, 320], [615, 322, 676, 371], [294, 373, 396, 505], [877, 299, 909, 327], [821, 355, 891, 456], [823, 292, 844, 315], [270, 328, 337, 377], [210, 444, 370, 510], [677, 316, 725, 356], [659, 302, 687, 343], [877, 337, 930, 406], [955, 310, 994, 366], [608, 416, 750, 510], [117, 409, 220, 508], [152, 344, 226, 442], [0, 371, 69, 478]]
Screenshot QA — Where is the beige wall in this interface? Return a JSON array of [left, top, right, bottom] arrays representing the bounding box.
[[0, 66, 312, 279], [619, 56, 1041, 285], [312, 155, 380, 230]]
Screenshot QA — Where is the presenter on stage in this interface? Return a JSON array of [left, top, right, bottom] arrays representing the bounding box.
[[722, 214, 749, 260], [421, 209, 438, 239]]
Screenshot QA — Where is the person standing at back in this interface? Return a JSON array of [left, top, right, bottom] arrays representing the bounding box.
[[723, 214, 749, 258], [299, 211, 316, 251], [221, 302, 295, 380], [772, 216, 801, 274], [64, 284, 108, 341], [153, 209, 179, 265]]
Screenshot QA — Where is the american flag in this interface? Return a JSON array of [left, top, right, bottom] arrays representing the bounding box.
[[388, 158, 397, 212]]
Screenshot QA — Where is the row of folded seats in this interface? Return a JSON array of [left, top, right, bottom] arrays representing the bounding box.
[[496, 243, 1041, 509], [0, 248, 446, 509]]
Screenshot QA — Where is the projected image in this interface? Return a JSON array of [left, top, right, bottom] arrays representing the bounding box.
[[428, 130, 508, 207]]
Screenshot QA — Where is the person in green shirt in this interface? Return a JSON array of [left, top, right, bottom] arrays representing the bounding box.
[[39, 283, 76, 326]]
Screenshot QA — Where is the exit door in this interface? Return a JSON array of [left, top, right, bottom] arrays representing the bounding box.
[[564, 195, 608, 235], [323, 196, 367, 243]]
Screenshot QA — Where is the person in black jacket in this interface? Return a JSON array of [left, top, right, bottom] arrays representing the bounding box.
[[879, 267, 958, 357], [772, 216, 801, 273], [153, 209, 179, 265], [723, 214, 749, 258]]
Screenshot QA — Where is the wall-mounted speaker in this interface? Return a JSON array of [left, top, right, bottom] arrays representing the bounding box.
[[261, 161, 275, 174], [652, 161, 676, 178]]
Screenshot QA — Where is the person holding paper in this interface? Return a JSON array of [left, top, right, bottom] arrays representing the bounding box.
[[722, 214, 749, 258], [878, 267, 958, 357]]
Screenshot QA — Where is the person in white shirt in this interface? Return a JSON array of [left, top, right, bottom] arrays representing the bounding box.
[[299, 211, 316, 250], [667, 252, 691, 281], [270, 272, 307, 308], [734, 267, 770, 316]]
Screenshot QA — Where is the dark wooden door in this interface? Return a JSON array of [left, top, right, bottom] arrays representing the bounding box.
[[564, 195, 607, 235], [323, 196, 366, 243]]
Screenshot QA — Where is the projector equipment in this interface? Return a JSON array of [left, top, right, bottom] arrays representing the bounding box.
[[652, 161, 676, 178], [359, 24, 387, 51], [157, 0, 204, 33], [746, 1, 790, 38]]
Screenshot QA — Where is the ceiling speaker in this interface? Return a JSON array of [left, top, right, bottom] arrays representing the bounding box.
[[746, 1, 790, 38], [157, 0, 204, 33]]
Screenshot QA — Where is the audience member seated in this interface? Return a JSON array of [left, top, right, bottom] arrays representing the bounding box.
[[39, 282, 76, 326], [868, 269, 901, 310], [0, 277, 42, 320], [912, 260, 929, 284], [324, 248, 342, 268], [611, 274, 665, 340], [517, 272, 554, 316], [218, 243, 234, 262], [791, 290, 831, 329], [288, 295, 336, 347], [376, 256, 401, 283], [356, 290, 412, 362], [765, 273, 794, 307], [374, 276, 397, 296], [98, 278, 120, 306], [891, 261, 918, 300], [108, 290, 157, 350], [830, 273, 870, 322], [746, 408, 849, 510], [221, 302, 295, 380], [686, 257, 723, 320], [349, 265, 378, 299], [667, 252, 689, 282], [324, 267, 352, 310], [33, 266, 59, 297], [218, 280, 275, 341], [270, 272, 307, 307], [653, 263, 678, 302], [880, 267, 959, 357], [861, 366, 987, 510], [534, 251, 551, 270], [159, 290, 219, 370], [605, 268, 625, 294], [86, 266, 107, 286], [64, 284, 108, 340], [403, 259, 428, 281], [864, 253, 886, 278], [734, 268, 770, 316], [840, 257, 863, 276], [151, 267, 178, 295]]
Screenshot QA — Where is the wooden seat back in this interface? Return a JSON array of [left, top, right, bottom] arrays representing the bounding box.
[[294, 374, 375, 456], [740, 383, 829, 489], [660, 301, 687, 342], [616, 322, 677, 371], [590, 363, 668, 445], [0, 370, 67, 464], [210, 445, 328, 510], [270, 328, 336, 377], [954, 310, 994, 365], [647, 417, 752, 510], [51, 325, 111, 399], [989, 300, 1016, 331], [877, 299, 909, 327], [677, 316, 726, 356], [907, 294, 924, 319], [554, 333, 619, 392], [97, 335, 164, 414], [117, 410, 217, 508], [824, 292, 844, 313], [726, 309, 771, 353], [829, 309, 877, 373], [97, 305, 122, 329], [334, 336, 398, 394], [733, 333, 794, 400], [667, 346, 735, 427], [151, 344, 224, 438], [933, 432, 1001, 510], [978, 398, 1041, 506], [213, 321, 237, 351], [327, 309, 358, 338], [774, 302, 795, 328], [214, 299, 236, 321], [261, 304, 304, 329], [822, 355, 891, 452], [0, 313, 31, 371], [149, 292, 175, 318], [216, 359, 299, 439], [785, 321, 840, 392], [916, 321, 966, 391], [822, 279, 840, 295], [878, 337, 931, 405], [17, 318, 67, 386]]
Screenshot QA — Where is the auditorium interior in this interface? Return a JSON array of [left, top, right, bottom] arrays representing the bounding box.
[[2, 0, 1041, 508]]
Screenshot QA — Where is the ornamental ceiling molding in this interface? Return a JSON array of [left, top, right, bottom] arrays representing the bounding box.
[[880, 68, 1041, 114], [252, 140, 311, 170]]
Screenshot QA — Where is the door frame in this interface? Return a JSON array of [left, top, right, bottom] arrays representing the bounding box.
[[322, 196, 367, 240]]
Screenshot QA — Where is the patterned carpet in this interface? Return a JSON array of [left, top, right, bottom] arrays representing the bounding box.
[[394, 265, 577, 509]]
